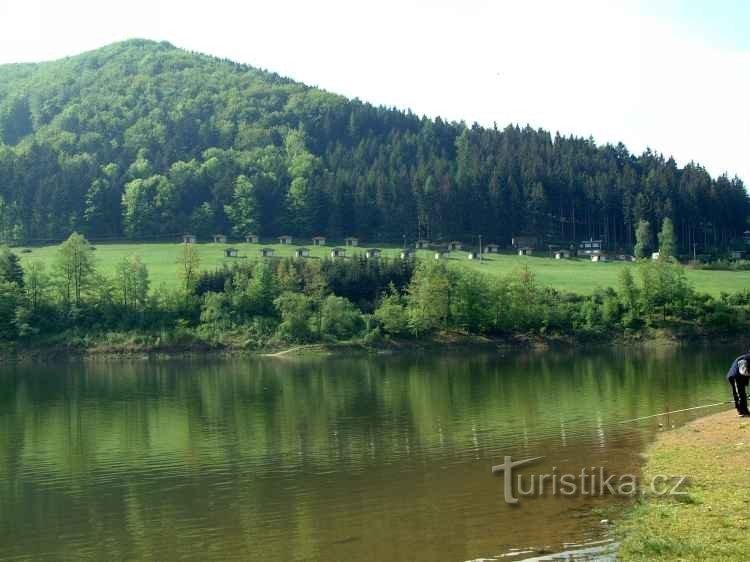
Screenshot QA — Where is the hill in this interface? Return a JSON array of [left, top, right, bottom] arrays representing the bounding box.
[[0, 39, 747, 251]]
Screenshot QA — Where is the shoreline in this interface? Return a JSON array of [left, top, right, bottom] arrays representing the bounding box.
[[1, 329, 748, 363], [618, 409, 750, 560]]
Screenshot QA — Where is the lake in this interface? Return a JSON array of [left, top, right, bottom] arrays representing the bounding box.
[[0, 346, 736, 561]]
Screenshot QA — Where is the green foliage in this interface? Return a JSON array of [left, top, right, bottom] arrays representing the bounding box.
[[320, 295, 363, 340], [374, 286, 410, 336], [407, 261, 453, 335], [274, 291, 314, 342], [658, 217, 676, 259], [0, 245, 24, 286], [634, 219, 651, 259], [113, 255, 149, 309], [54, 233, 96, 307]]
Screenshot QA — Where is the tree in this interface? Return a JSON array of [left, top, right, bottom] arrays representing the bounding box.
[[113, 255, 150, 309], [24, 261, 50, 312], [178, 243, 201, 294], [406, 261, 452, 335], [320, 295, 363, 340], [54, 233, 96, 307], [0, 246, 24, 286], [658, 217, 676, 260], [274, 291, 314, 342], [225, 175, 259, 236], [634, 220, 651, 259]]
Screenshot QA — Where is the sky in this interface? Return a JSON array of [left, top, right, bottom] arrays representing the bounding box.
[[0, 0, 748, 183]]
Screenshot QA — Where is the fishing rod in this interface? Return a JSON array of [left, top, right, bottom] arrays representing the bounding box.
[[618, 399, 734, 424]]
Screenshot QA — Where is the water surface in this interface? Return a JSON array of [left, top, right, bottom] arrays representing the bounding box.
[[0, 347, 735, 561]]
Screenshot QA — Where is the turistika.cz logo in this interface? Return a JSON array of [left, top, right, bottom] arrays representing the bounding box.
[[491, 456, 688, 505]]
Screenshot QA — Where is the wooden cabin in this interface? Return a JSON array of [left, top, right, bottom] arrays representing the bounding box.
[[278, 235, 293, 245], [295, 247, 311, 258], [344, 237, 359, 247], [260, 247, 275, 258], [518, 247, 533, 256], [484, 244, 500, 254], [365, 248, 382, 259], [245, 234, 259, 244], [224, 247, 239, 258], [182, 234, 196, 244], [434, 251, 447, 260], [467, 251, 480, 260], [312, 236, 326, 246], [415, 240, 430, 249], [554, 249, 571, 259], [400, 249, 415, 260], [651, 251, 661, 261], [447, 241, 463, 251], [578, 239, 603, 255], [213, 234, 227, 244], [330, 247, 346, 258], [617, 254, 636, 262], [591, 252, 608, 262]]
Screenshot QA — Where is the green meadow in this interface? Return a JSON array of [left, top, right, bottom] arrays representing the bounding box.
[[14, 240, 750, 296]]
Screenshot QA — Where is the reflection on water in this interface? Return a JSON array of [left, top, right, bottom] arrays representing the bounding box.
[[0, 347, 735, 561]]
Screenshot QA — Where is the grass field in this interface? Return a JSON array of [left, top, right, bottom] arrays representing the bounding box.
[[14, 241, 750, 296]]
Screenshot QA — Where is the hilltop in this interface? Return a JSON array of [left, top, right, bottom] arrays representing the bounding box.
[[0, 39, 746, 251]]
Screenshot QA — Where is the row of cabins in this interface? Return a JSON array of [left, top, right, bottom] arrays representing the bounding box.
[[184, 234, 362, 246]]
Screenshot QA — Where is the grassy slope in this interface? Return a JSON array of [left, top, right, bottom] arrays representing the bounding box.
[[15, 241, 750, 295], [619, 409, 750, 561]]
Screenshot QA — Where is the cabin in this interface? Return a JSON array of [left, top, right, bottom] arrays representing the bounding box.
[[224, 247, 239, 258], [330, 247, 346, 258], [578, 239, 603, 255], [312, 236, 326, 246], [447, 241, 463, 251], [651, 251, 661, 261], [400, 249, 416, 260], [434, 251, 447, 260], [365, 248, 382, 259], [260, 247, 275, 258], [213, 234, 227, 244], [483, 244, 500, 254], [518, 247, 533, 256], [467, 251, 480, 260], [512, 235, 540, 250], [245, 234, 259, 244], [182, 234, 196, 244], [344, 237, 359, 247], [554, 249, 571, 259], [278, 235, 293, 245], [617, 254, 636, 262], [415, 240, 430, 249], [591, 252, 608, 262], [295, 247, 311, 258]]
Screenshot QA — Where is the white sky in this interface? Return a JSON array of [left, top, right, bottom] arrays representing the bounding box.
[[0, 0, 748, 183]]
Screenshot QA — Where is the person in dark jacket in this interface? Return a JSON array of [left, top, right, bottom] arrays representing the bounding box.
[[727, 352, 750, 417]]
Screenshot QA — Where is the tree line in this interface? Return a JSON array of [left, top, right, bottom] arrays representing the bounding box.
[[0, 40, 747, 255], [0, 233, 748, 349]]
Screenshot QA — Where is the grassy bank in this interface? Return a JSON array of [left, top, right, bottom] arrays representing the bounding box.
[[619, 409, 750, 561], [15, 241, 750, 296]]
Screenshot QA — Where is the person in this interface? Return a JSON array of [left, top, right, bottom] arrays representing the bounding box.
[[727, 351, 750, 417]]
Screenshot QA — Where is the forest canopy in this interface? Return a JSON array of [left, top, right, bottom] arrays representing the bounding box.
[[0, 39, 747, 253]]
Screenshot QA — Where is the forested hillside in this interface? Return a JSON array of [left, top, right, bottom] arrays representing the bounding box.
[[0, 39, 747, 251]]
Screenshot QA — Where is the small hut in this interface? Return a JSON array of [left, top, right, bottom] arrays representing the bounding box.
[[651, 251, 661, 261], [295, 247, 311, 258], [579, 239, 603, 255], [224, 247, 239, 258], [434, 251, 447, 260], [554, 249, 571, 259], [245, 234, 259, 244], [365, 248, 382, 259], [415, 240, 430, 249], [330, 247, 346, 258], [512, 235, 540, 250], [447, 241, 463, 251], [617, 254, 635, 262], [182, 234, 196, 244], [344, 237, 359, 247], [731, 250, 744, 259], [213, 234, 227, 244], [484, 244, 500, 254], [518, 247, 533, 256], [312, 236, 326, 246], [260, 247, 275, 258], [467, 251, 480, 260], [400, 249, 416, 260], [279, 235, 293, 245], [591, 252, 608, 262]]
